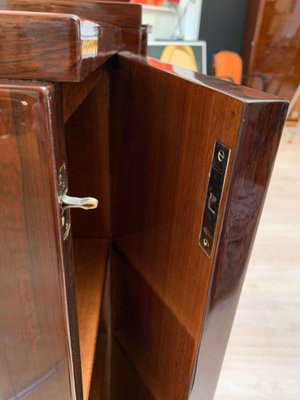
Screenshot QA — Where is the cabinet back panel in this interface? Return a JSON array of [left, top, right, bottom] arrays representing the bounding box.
[[65, 65, 111, 239]]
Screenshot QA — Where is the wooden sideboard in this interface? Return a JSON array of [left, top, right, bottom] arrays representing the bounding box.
[[242, 0, 300, 100], [0, 2, 288, 400]]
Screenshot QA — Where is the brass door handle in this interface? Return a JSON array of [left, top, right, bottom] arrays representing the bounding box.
[[61, 194, 99, 210]]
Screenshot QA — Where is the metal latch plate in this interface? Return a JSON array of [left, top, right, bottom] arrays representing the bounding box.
[[199, 141, 230, 257]]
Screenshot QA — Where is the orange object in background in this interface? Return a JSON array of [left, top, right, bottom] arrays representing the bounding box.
[[131, 0, 165, 5], [148, 57, 175, 72], [213, 50, 242, 84]]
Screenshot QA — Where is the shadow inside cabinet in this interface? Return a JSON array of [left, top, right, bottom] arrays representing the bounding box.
[[63, 64, 112, 400]]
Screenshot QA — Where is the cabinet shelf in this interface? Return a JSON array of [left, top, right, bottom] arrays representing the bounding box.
[[74, 238, 109, 400]]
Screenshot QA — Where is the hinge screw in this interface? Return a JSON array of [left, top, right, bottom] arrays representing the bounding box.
[[203, 238, 210, 248], [218, 150, 225, 162]]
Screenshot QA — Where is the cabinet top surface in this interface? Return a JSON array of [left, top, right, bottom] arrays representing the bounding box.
[[0, 1, 142, 82], [124, 53, 289, 104]]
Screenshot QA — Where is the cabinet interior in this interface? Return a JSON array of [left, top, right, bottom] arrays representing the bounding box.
[[63, 64, 111, 400]]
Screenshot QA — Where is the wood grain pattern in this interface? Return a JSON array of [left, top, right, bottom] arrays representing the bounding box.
[[110, 53, 288, 399], [0, 16, 288, 399], [74, 238, 109, 400], [0, 82, 75, 400], [0, 10, 119, 82], [0, 0, 143, 66], [243, 0, 300, 100], [214, 126, 300, 399], [0, 1, 143, 81], [65, 65, 111, 238], [242, 0, 264, 80], [89, 275, 111, 400], [111, 338, 155, 400], [190, 98, 288, 400], [3, 0, 141, 27], [62, 67, 105, 123]]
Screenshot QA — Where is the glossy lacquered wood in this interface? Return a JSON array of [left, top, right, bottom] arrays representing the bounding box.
[[190, 100, 288, 400], [4, 0, 141, 27], [65, 65, 111, 239], [0, 10, 119, 82], [110, 53, 288, 400], [62, 68, 105, 123], [0, 7, 289, 398], [243, 0, 300, 100], [8, 1, 143, 54], [214, 128, 300, 399], [111, 338, 155, 400], [0, 82, 76, 400], [0, 1, 143, 82], [74, 239, 109, 400]]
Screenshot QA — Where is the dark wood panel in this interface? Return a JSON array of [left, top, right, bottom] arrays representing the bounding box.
[[242, 0, 264, 78], [111, 337, 155, 400], [112, 250, 195, 399], [189, 101, 288, 400], [2, 1, 141, 27], [49, 82, 85, 400], [119, 27, 143, 54], [0, 82, 76, 399], [110, 54, 243, 399], [141, 26, 149, 56], [1, 0, 143, 55], [62, 67, 105, 123], [90, 264, 113, 400], [243, 0, 300, 100], [74, 238, 109, 400], [65, 65, 111, 239], [110, 53, 288, 399], [0, 11, 119, 82]]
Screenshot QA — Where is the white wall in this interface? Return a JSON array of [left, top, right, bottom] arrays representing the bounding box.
[[179, 0, 203, 40], [142, 0, 203, 42]]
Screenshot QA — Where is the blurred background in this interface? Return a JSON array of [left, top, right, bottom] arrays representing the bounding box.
[[133, 0, 300, 398], [134, 0, 300, 120]]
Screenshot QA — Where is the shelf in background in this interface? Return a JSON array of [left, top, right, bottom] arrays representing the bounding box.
[[74, 238, 109, 400]]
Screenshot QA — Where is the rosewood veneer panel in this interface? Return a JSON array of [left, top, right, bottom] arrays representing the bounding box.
[[65, 65, 111, 239], [0, 11, 119, 82], [4, 0, 141, 27], [74, 238, 109, 399], [0, 82, 78, 399], [243, 0, 300, 100], [110, 53, 288, 399], [189, 100, 288, 400], [1, 1, 143, 58]]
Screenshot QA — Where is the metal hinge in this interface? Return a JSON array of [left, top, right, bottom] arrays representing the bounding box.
[[58, 163, 99, 240]]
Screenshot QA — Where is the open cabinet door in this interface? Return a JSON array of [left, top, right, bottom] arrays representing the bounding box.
[[110, 53, 288, 400], [0, 82, 80, 400]]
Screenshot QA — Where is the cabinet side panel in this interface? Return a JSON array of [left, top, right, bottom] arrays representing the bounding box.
[[189, 101, 288, 400], [0, 84, 75, 400]]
